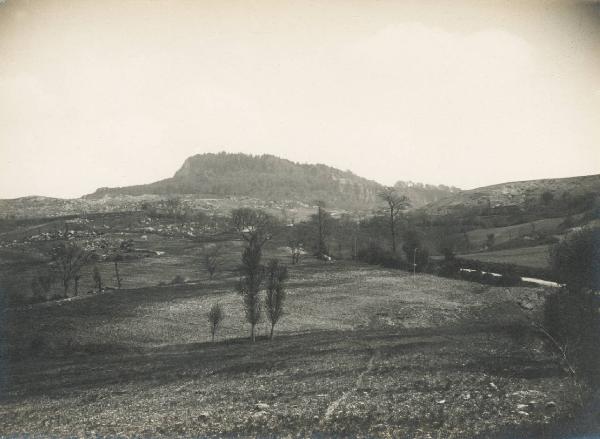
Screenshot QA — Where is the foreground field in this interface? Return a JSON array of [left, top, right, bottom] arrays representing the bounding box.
[[1, 257, 590, 438]]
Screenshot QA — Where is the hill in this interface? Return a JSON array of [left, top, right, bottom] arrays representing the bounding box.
[[86, 153, 458, 211], [393, 181, 460, 207], [422, 174, 600, 218], [86, 153, 383, 211]]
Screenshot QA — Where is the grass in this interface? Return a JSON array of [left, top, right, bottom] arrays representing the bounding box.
[[459, 245, 552, 270], [464, 217, 565, 250], [0, 253, 586, 438]]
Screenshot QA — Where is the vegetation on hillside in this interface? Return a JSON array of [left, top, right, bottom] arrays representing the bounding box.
[[86, 152, 458, 211]]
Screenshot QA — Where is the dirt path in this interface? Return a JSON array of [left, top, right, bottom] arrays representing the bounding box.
[[322, 347, 379, 424]]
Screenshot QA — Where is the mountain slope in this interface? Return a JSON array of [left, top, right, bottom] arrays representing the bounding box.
[[86, 152, 458, 211], [393, 181, 460, 207], [87, 153, 383, 210], [422, 174, 600, 217]]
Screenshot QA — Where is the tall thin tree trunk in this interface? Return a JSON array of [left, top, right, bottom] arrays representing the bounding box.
[[318, 206, 323, 254], [270, 323, 274, 340], [390, 207, 396, 254], [251, 324, 255, 342], [114, 261, 121, 288]]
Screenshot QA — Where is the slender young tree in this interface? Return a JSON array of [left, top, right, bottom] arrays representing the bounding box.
[[238, 237, 264, 342], [92, 265, 103, 292], [203, 244, 222, 279], [74, 273, 81, 296], [232, 208, 274, 342], [207, 302, 225, 342], [314, 200, 329, 257], [265, 259, 288, 339], [108, 239, 134, 289], [378, 187, 410, 255]]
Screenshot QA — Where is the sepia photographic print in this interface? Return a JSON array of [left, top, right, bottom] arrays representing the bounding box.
[[1, 0, 600, 437]]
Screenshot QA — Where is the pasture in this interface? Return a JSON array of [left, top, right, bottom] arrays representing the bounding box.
[[459, 245, 552, 270], [0, 249, 585, 438]]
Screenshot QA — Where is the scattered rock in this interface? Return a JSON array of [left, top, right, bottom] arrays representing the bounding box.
[[436, 399, 446, 404], [254, 403, 270, 411], [518, 300, 534, 310], [250, 411, 267, 421], [546, 401, 557, 408], [197, 412, 209, 422], [517, 410, 529, 416], [516, 404, 529, 410], [489, 382, 499, 391]]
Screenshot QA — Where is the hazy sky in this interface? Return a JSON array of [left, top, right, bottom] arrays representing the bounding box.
[[1, 0, 599, 198]]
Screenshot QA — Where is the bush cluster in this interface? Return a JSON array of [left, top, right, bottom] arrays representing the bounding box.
[[357, 243, 407, 269]]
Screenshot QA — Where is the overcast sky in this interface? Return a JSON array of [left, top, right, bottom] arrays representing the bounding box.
[[1, 0, 599, 198]]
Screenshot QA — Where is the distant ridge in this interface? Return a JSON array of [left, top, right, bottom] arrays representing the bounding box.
[[421, 173, 600, 216], [86, 152, 458, 210]]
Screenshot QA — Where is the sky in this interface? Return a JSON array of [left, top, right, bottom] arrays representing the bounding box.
[[1, 0, 599, 199]]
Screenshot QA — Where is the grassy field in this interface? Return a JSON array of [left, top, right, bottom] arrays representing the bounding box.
[[0, 250, 587, 438], [459, 245, 552, 270], [464, 217, 565, 250]]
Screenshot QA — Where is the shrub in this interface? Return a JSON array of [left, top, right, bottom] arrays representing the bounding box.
[[438, 260, 461, 278], [357, 243, 404, 269], [170, 275, 186, 285], [481, 272, 499, 286], [207, 302, 225, 342], [550, 227, 600, 292], [460, 269, 484, 283], [499, 270, 522, 287]]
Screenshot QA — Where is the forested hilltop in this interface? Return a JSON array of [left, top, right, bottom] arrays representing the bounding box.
[[86, 152, 458, 210]]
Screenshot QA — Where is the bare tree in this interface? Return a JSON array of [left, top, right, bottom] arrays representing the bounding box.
[[203, 243, 222, 279], [265, 259, 288, 339], [108, 239, 134, 289], [50, 242, 91, 296], [231, 208, 274, 246], [378, 187, 410, 255], [207, 302, 225, 342]]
